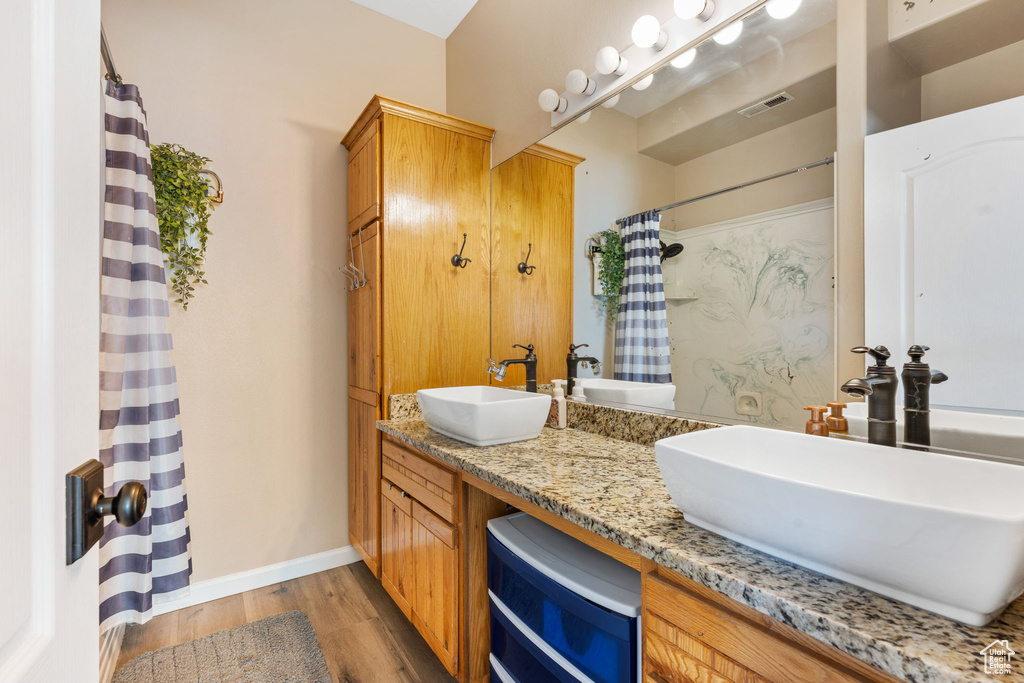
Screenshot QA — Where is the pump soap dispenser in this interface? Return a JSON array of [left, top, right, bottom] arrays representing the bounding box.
[[826, 402, 848, 434], [803, 406, 830, 436]]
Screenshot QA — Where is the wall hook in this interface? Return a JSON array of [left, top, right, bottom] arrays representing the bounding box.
[[517, 243, 536, 275], [451, 233, 472, 268]]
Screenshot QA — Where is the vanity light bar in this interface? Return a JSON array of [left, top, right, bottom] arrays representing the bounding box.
[[543, 0, 765, 125]]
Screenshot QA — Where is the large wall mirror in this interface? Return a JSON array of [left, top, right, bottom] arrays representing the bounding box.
[[495, 0, 838, 430]]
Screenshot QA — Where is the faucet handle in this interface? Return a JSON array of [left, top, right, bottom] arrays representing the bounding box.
[[851, 345, 891, 366], [906, 344, 930, 362], [513, 343, 535, 357], [569, 343, 589, 352]]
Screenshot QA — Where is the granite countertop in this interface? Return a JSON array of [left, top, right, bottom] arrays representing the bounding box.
[[378, 417, 1024, 683]]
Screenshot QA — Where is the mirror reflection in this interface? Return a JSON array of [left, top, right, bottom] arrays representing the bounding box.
[[495, 0, 838, 430]]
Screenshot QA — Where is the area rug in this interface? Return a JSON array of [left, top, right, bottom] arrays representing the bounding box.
[[113, 610, 332, 683]]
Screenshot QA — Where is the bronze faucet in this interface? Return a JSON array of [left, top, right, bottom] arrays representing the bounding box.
[[901, 345, 947, 450], [488, 344, 538, 393], [841, 346, 899, 447]]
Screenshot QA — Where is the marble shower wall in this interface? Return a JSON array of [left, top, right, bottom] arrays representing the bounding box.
[[661, 199, 835, 428]]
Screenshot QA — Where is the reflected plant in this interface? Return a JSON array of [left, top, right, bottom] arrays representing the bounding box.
[[597, 228, 625, 323]]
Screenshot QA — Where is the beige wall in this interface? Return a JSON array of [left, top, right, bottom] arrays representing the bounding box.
[[922, 39, 1024, 119], [101, 0, 446, 583], [670, 108, 836, 230], [447, 0, 679, 165]]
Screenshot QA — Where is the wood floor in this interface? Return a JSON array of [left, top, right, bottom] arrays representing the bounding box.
[[116, 562, 458, 683]]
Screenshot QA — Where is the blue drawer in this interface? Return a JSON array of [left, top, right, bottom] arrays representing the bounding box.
[[490, 594, 586, 683], [488, 530, 639, 683]]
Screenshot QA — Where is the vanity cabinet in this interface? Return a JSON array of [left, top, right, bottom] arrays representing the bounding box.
[[490, 144, 583, 384], [342, 97, 494, 577], [380, 436, 462, 676], [642, 564, 902, 683]]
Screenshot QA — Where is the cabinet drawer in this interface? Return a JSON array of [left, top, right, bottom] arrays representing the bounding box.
[[381, 438, 457, 522], [645, 572, 876, 683]]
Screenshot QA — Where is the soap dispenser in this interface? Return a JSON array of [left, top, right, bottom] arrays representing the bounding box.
[[549, 380, 567, 429], [803, 406, 829, 436], [901, 345, 948, 449], [826, 401, 848, 434]]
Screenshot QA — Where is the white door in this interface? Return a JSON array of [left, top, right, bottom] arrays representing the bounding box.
[[1, 0, 103, 680], [864, 95, 1024, 414]]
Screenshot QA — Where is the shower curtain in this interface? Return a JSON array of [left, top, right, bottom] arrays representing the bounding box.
[[613, 211, 673, 383], [99, 79, 192, 633]]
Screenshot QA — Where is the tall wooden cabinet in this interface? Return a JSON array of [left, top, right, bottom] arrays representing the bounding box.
[[490, 144, 584, 386]]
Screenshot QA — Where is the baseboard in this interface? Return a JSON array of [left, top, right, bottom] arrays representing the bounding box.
[[153, 545, 362, 616]]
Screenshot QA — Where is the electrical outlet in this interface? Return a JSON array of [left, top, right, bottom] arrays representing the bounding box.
[[735, 391, 763, 417]]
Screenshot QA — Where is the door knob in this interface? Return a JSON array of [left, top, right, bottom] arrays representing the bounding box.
[[66, 459, 148, 565]]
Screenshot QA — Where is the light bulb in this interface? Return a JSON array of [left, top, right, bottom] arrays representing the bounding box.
[[601, 94, 620, 108], [632, 74, 654, 91], [538, 89, 567, 113], [577, 111, 592, 124], [674, 0, 715, 21], [766, 0, 801, 19], [595, 46, 628, 76], [712, 19, 743, 45], [565, 69, 596, 96], [632, 15, 668, 51], [670, 48, 696, 69]]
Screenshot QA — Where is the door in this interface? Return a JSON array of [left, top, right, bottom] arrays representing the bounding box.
[[347, 394, 380, 576], [864, 95, 1024, 413], [380, 480, 414, 619], [409, 500, 459, 675], [381, 114, 492, 396], [1, 0, 102, 679], [347, 223, 380, 396], [491, 148, 577, 385]]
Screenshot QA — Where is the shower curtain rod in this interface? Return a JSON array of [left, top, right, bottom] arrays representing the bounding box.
[[100, 25, 122, 85], [615, 155, 835, 225]]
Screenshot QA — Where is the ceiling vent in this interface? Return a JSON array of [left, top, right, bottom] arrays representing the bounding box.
[[737, 92, 795, 118]]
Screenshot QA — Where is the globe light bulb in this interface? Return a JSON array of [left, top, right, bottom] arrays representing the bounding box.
[[577, 111, 592, 124], [713, 19, 743, 45], [565, 69, 596, 96], [601, 94, 620, 109], [674, 0, 715, 21], [632, 74, 654, 91], [632, 15, 667, 51], [670, 48, 696, 69], [538, 89, 567, 113], [595, 46, 628, 76], [766, 0, 802, 19]]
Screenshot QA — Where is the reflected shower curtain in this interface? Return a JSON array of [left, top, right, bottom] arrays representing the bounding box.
[[613, 211, 672, 383], [99, 80, 192, 632]]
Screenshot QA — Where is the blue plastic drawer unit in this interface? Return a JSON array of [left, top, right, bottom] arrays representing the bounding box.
[[487, 512, 642, 683]]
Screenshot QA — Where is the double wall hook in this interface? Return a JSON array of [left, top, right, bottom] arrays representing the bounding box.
[[517, 243, 536, 275], [344, 230, 368, 291], [451, 233, 472, 268]]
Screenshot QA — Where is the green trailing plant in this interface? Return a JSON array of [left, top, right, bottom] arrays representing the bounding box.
[[598, 228, 626, 323], [151, 143, 214, 310]]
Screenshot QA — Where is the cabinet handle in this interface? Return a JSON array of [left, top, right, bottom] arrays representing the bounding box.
[[400, 491, 407, 498], [451, 233, 472, 268]]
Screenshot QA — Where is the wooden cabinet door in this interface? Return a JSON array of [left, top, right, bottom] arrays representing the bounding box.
[[491, 147, 579, 385], [410, 500, 460, 676], [380, 479, 414, 619], [347, 119, 380, 233], [348, 394, 380, 576], [348, 223, 379, 395], [381, 114, 492, 397]]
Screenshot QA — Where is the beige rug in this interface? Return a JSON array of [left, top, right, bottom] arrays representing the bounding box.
[[113, 610, 332, 683]]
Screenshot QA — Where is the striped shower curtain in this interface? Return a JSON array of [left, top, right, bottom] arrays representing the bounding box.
[[99, 80, 192, 633], [613, 211, 672, 383]]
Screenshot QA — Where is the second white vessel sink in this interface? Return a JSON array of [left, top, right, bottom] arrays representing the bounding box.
[[417, 386, 551, 446], [579, 378, 676, 410], [655, 425, 1024, 626]]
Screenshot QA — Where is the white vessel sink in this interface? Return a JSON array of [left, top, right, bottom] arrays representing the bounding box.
[[655, 425, 1024, 626], [844, 402, 1024, 462], [417, 386, 551, 446], [579, 378, 676, 410]]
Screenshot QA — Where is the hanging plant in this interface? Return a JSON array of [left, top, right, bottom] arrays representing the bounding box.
[[598, 228, 626, 323], [151, 143, 214, 310]]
